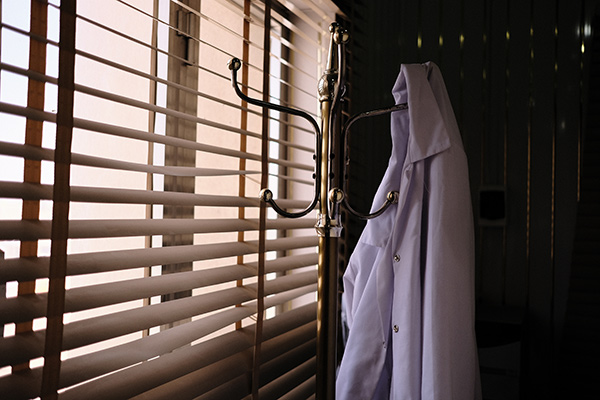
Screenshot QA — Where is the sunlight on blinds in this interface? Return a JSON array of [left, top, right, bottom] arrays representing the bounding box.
[[0, 0, 338, 398]]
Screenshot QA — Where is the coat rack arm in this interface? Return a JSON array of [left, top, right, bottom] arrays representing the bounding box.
[[228, 57, 322, 138], [341, 189, 399, 220], [259, 188, 318, 219], [342, 102, 409, 134], [228, 57, 322, 219], [339, 102, 408, 219]]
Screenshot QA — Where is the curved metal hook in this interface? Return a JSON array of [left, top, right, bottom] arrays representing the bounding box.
[[343, 102, 409, 134], [329, 187, 398, 220], [228, 57, 321, 218], [340, 102, 408, 219], [343, 190, 399, 220]]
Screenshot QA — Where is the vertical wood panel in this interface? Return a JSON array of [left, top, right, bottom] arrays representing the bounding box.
[[344, 0, 371, 238], [255, 3, 272, 397], [419, 0, 441, 64], [16, 0, 48, 361], [461, 0, 485, 296], [41, 0, 76, 397], [557, 10, 600, 395], [480, 0, 508, 305], [505, 0, 532, 308], [399, 0, 419, 64], [440, 0, 462, 115], [553, 0, 582, 352], [486, 0, 508, 187], [527, 0, 557, 396], [163, 0, 201, 306]]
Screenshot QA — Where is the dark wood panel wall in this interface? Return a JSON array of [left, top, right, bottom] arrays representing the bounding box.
[[336, 0, 597, 397]]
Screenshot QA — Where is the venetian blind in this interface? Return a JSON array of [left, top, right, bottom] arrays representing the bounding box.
[[0, 0, 339, 398]]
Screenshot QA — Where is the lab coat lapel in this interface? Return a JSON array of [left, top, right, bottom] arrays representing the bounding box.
[[397, 63, 451, 165], [389, 63, 451, 230]]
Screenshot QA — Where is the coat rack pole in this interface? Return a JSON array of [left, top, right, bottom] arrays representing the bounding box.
[[315, 89, 336, 400], [315, 23, 346, 400], [316, 233, 338, 400]]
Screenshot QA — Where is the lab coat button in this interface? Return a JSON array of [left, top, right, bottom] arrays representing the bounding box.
[[393, 325, 399, 333], [393, 254, 401, 262]]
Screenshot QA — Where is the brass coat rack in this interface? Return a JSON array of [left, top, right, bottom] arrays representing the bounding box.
[[228, 22, 408, 399]]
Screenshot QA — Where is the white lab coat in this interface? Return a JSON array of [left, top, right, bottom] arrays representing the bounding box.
[[337, 62, 481, 399]]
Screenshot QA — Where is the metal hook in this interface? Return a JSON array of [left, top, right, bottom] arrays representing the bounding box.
[[343, 189, 399, 220], [228, 57, 322, 219], [339, 102, 408, 219]]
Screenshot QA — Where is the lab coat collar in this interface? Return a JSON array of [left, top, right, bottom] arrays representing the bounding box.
[[392, 62, 451, 164]]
